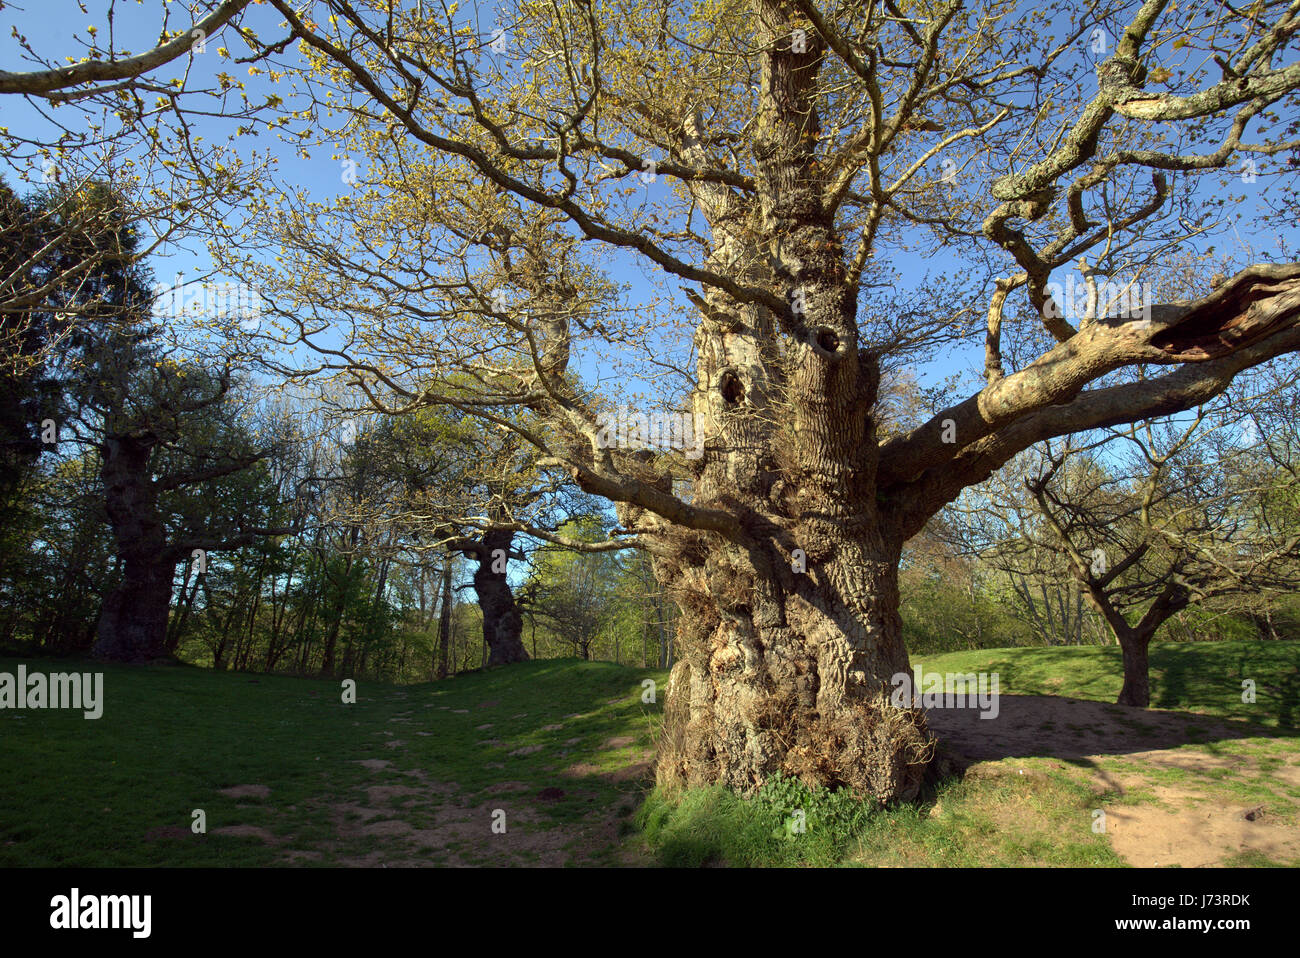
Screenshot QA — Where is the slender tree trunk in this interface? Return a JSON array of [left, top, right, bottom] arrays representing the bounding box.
[[212, 595, 244, 671], [237, 557, 268, 671], [1086, 579, 1186, 708], [435, 556, 452, 679], [167, 562, 204, 652], [320, 553, 354, 677], [319, 523, 361, 677], [1040, 580, 1057, 643]]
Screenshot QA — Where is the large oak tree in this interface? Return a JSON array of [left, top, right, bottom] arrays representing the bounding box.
[[18, 0, 1300, 801], [232, 0, 1300, 802]]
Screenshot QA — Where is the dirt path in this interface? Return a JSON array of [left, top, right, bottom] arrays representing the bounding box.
[[927, 694, 1300, 866], [257, 757, 654, 867]]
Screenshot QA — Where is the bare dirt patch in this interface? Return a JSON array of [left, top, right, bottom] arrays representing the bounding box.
[[218, 784, 271, 800], [366, 784, 422, 804], [1105, 786, 1300, 866], [280, 742, 645, 866], [212, 825, 279, 844], [925, 694, 1253, 765], [563, 749, 655, 784], [361, 820, 415, 837], [927, 693, 1300, 866], [143, 825, 191, 842]]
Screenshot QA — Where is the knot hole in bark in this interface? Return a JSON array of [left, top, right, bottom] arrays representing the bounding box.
[[811, 326, 841, 358], [719, 369, 745, 405]]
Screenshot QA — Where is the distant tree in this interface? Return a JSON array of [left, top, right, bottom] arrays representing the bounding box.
[[523, 518, 622, 660], [956, 395, 1300, 706], [78, 344, 289, 662]]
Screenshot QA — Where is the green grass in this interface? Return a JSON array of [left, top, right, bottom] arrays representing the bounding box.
[[3, 639, 1297, 867], [635, 764, 1124, 867], [912, 639, 1300, 729], [0, 655, 666, 866], [637, 640, 1300, 867]]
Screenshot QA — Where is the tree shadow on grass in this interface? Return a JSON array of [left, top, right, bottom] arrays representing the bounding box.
[[925, 693, 1283, 768], [1153, 642, 1300, 731]]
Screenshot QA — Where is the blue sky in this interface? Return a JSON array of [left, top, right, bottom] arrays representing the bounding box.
[[3, 1, 1298, 409]]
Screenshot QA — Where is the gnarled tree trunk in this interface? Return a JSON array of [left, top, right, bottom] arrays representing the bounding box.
[[470, 529, 528, 666], [92, 434, 175, 662], [617, 6, 936, 803], [652, 529, 933, 802]]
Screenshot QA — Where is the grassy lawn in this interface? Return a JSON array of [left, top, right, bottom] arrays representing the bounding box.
[[2, 640, 1297, 867], [0, 655, 666, 866], [913, 640, 1300, 729]]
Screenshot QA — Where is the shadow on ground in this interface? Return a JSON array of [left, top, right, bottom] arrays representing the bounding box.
[[926, 693, 1274, 766]]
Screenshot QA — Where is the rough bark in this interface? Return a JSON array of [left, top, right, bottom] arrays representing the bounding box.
[[434, 556, 452, 680], [1116, 634, 1152, 707], [93, 555, 174, 662], [91, 434, 174, 662], [469, 529, 529, 666], [629, 2, 933, 802], [650, 531, 934, 802]]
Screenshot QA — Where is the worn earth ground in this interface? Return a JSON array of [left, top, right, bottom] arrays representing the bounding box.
[[1, 642, 1296, 866]]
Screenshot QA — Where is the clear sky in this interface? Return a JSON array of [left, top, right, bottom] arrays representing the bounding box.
[[3, 1, 1298, 408]]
